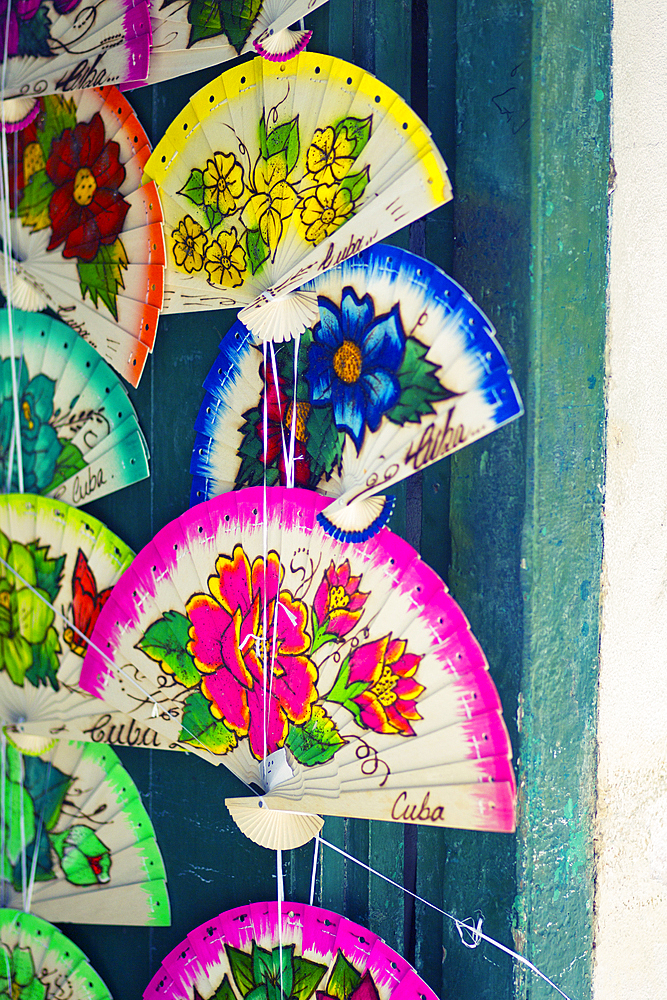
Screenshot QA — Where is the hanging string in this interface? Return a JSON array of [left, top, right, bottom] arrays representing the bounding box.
[[277, 848, 284, 1000], [318, 837, 576, 1000], [0, 552, 254, 772], [308, 831, 320, 906], [268, 343, 291, 488], [286, 333, 300, 488], [1, 1, 25, 493]]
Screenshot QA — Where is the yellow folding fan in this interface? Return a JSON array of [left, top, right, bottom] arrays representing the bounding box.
[[143, 52, 452, 342]]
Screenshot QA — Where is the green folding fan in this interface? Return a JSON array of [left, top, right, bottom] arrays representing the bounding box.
[[0, 309, 149, 504], [0, 739, 170, 925], [0, 906, 112, 997]]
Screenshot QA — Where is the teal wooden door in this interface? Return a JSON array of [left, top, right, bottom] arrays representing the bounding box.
[[5, 0, 608, 997]]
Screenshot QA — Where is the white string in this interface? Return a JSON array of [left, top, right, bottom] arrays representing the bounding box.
[[1, 1, 25, 494], [0, 553, 244, 766], [286, 333, 300, 489], [308, 831, 319, 906], [277, 848, 284, 999], [319, 837, 576, 1000], [268, 343, 290, 488]]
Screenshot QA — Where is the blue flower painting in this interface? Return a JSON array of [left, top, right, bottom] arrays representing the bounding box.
[[0, 358, 62, 492], [307, 288, 406, 451]]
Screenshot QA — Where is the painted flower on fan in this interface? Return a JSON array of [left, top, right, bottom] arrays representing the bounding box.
[[307, 287, 406, 452], [0, 944, 46, 1000], [173, 215, 208, 273], [0, 532, 57, 686], [204, 228, 247, 288], [300, 183, 354, 245], [240, 154, 298, 257], [202, 152, 245, 216], [312, 560, 369, 649], [0, 359, 61, 493], [51, 825, 111, 885], [45, 113, 130, 262], [305, 126, 355, 185], [256, 361, 311, 487], [327, 633, 423, 736], [185, 546, 317, 759]]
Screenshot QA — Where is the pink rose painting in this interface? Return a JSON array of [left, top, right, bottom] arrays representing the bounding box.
[[186, 545, 318, 759]]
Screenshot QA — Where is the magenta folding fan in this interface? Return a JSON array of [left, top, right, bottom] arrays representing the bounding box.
[[145, 900, 439, 1000], [80, 487, 516, 850]]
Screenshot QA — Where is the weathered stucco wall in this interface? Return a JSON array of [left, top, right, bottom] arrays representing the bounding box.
[[595, 1, 667, 995]]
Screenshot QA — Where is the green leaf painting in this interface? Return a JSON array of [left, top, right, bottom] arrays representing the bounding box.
[[36, 95, 78, 165], [387, 337, 458, 425], [187, 0, 262, 50], [78, 239, 128, 320], [180, 167, 206, 207], [247, 228, 270, 275], [260, 116, 300, 175], [22, 754, 70, 831], [286, 706, 345, 766], [334, 116, 372, 158], [137, 610, 200, 688], [226, 945, 255, 997], [304, 406, 345, 484], [25, 541, 64, 604], [17, 5, 52, 59], [43, 439, 86, 494], [210, 977, 237, 1000], [326, 952, 362, 1000], [25, 626, 60, 691], [180, 688, 238, 754], [291, 956, 328, 1000], [339, 168, 370, 204], [16, 169, 54, 232]]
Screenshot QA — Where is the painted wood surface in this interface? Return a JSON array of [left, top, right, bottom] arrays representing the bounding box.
[[0, 0, 609, 997]]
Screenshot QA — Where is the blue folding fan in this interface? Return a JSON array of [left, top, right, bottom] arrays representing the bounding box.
[[190, 245, 523, 539]]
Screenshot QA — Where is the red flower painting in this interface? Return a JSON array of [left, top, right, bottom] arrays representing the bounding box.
[[185, 546, 318, 759], [46, 114, 130, 261]]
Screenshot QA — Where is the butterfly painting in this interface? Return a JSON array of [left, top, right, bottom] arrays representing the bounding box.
[[63, 550, 113, 658]]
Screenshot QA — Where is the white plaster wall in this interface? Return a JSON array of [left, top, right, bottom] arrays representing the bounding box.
[[595, 1, 667, 996]]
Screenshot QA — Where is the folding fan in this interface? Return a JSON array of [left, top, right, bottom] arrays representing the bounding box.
[[0, 0, 151, 102], [1, 87, 165, 387], [0, 308, 149, 503], [0, 738, 170, 924], [190, 244, 524, 539], [0, 908, 112, 997], [143, 0, 330, 87], [0, 492, 173, 755], [145, 900, 439, 1000], [80, 487, 516, 851], [143, 53, 451, 342]]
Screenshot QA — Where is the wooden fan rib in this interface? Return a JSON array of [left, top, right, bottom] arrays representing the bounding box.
[[247, 780, 516, 833]]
